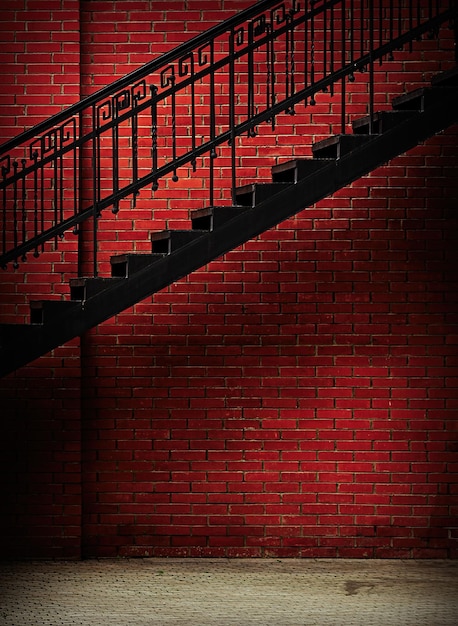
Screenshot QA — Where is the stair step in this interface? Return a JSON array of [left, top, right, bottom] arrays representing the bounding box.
[[30, 300, 80, 324], [111, 253, 165, 278], [392, 86, 458, 111], [235, 182, 291, 207], [272, 158, 334, 183], [150, 229, 206, 254], [431, 66, 458, 87], [0, 323, 44, 351], [312, 134, 372, 159], [352, 110, 416, 135], [70, 277, 125, 302], [191, 206, 248, 231]]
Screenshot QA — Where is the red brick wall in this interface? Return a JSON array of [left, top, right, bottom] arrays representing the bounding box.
[[0, 1, 457, 559]]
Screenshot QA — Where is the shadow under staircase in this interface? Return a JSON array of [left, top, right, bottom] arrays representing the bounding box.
[[1, 1, 457, 377]]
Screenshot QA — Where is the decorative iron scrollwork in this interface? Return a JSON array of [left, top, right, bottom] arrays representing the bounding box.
[[61, 119, 76, 144], [97, 100, 112, 127], [252, 14, 267, 37], [234, 26, 244, 46], [179, 52, 194, 77], [115, 89, 131, 113], [198, 44, 210, 67], [0, 155, 10, 177], [271, 3, 287, 28], [160, 65, 175, 88]]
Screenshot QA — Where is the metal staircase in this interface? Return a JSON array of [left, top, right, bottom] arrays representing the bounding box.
[[1, 1, 457, 377]]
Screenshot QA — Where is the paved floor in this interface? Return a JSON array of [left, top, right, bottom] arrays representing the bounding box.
[[0, 559, 457, 626]]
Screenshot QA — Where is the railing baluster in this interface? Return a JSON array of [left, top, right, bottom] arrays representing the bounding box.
[[310, 0, 316, 104], [171, 75, 178, 183], [21, 160, 27, 261], [389, 0, 394, 59], [322, 1, 327, 88], [92, 104, 99, 277], [289, 10, 296, 114], [32, 151, 38, 243], [286, 12, 291, 104], [360, 1, 364, 68], [112, 100, 120, 214], [369, 1, 374, 135], [1, 157, 9, 261], [341, 0, 346, 134], [12, 161, 18, 259], [52, 134, 59, 247], [59, 147, 64, 231], [187, 57, 197, 173], [349, 0, 355, 79], [151, 86, 159, 192], [131, 97, 139, 208], [269, 22, 276, 119], [230, 29, 237, 205], [247, 22, 256, 135], [39, 145, 44, 257], [209, 40, 216, 206], [409, 0, 413, 51], [73, 115, 80, 234], [330, 1, 335, 96]]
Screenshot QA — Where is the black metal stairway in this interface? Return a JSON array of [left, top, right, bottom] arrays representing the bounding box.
[[1, 0, 458, 377], [1, 66, 457, 377]]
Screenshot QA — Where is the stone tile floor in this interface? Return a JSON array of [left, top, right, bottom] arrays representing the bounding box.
[[0, 559, 457, 625]]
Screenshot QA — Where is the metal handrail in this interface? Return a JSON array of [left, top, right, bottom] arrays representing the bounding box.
[[1, 0, 456, 273]]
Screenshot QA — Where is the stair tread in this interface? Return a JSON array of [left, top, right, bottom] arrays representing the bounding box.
[[313, 134, 370, 148], [151, 229, 206, 254], [70, 277, 126, 301], [0, 322, 43, 333], [30, 299, 81, 324], [150, 229, 206, 240], [191, 205, 243, 219], [312, 134, 372, 159], [272, 158, 334, 183], [235, 182, 290, 194], [110, 253, 166, 278], [431, 66, 458, 86], [69, 276, 124, 286], [30, 299, 78, 308], [352, 110, 416, 134], [392, 85, 458, 109], [0, 323, 44, 351], [191, 206, 249, 232]]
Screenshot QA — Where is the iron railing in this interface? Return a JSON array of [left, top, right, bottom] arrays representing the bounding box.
[[1, 0, 457, 274]]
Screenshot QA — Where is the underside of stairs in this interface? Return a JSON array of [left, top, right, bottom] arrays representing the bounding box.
[[1, 66, 457, 378]]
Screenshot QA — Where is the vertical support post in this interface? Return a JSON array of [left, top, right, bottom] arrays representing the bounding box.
[[92, 104, 99, 278]]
